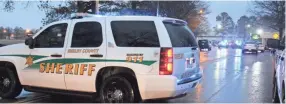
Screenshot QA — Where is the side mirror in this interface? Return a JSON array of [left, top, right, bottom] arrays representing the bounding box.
[[25, 37, 34, 49]]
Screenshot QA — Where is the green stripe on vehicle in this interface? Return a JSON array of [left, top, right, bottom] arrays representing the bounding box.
[[27, 58, 156, 69], [0, 55, 157, 69], [32, 58, 156, 66]]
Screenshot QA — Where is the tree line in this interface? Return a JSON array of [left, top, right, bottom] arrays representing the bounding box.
[[214, 1, 285, 39], [2, 1, 211, 37], [0, 26, 38, 39]]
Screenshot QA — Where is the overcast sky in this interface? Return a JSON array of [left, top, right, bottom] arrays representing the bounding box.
[[0, 1, 254, 29]]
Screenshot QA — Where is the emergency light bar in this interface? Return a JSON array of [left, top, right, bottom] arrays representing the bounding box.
[[70, 13, 103, 19]]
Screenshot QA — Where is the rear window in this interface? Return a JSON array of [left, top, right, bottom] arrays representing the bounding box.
[[163, 21, 198, 47], [111, 21, 160, 47], [199, 40, 208, 43]]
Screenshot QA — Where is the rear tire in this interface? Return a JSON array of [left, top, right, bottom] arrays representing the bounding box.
[[0, 67, 22, 99], [99, 75, 135, 103]]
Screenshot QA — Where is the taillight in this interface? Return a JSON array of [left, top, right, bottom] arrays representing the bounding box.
[[159, 48, 173, 75]]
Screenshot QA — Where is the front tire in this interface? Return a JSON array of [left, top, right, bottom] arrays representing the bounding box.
[[99, 75, 135, 103], [0, 67, 22, 99]]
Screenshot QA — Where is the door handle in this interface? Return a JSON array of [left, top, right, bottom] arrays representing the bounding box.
[[90, 54, 103, 57], [50, 54, 62, 57]]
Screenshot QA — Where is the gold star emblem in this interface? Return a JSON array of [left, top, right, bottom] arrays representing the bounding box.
[[25, 56, 34, 66]]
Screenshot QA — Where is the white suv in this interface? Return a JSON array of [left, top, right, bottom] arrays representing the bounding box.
[[242, 41, 258, 54], [0, 14, 202, 103]]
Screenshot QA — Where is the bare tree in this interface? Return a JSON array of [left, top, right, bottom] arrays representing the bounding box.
[[216, 12, 235, 35], [250, 1, 285, 38]]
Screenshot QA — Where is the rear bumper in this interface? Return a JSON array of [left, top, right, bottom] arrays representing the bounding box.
[[258, 47, 265, 50], [243, 49, 258, 52], [136, 70, 203, 100]]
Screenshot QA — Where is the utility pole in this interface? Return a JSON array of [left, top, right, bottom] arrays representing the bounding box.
[[95, 0, 99, 14], [156, 1, 159, 16]]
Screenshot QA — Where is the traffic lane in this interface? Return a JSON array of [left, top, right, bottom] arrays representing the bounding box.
[[200, 47, 227, 63], [166, 49, 273, 103], [207, 52, 274, 103]]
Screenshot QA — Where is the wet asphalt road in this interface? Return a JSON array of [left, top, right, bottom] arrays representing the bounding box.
[[0, 48, 275, 103]]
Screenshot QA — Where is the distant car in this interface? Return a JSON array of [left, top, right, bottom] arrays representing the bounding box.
[[229, 40, 243, 49], [228, 41, 235, 48], [198, 39, 211, 51], [257, 43, 265, 52], [242, 42, 258, 54], [218, 40, 228, 48]]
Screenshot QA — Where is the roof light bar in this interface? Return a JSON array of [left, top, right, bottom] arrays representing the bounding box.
[[71, 13, 103, 19]]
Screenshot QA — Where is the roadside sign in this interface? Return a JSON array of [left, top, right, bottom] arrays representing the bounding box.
[[273, 33, 279, 39], [251, 34, 260, 40]]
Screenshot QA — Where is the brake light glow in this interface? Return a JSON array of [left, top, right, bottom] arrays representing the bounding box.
[[167, 49, 173, 57], [159, 48, 173, 75]]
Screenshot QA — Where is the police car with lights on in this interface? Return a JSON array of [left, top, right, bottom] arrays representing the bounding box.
[[218, 40, 228, 48], [0, 13, 202, 103]]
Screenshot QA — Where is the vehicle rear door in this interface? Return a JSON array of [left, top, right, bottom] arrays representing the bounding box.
[[162, 20, 201, 84], [105, 17, 161, 74], [64, 18, 106, 92]]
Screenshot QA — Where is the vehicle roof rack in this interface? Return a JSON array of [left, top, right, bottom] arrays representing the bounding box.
[[70, 13, 103, 19]]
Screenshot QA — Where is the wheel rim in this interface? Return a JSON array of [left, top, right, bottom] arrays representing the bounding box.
[[0, 70, 12, 94], [102, 79, 132, 103]]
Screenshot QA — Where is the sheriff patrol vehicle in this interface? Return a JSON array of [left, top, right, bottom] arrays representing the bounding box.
[[0, 13, 202, 103], [271, 35, 285, 103]]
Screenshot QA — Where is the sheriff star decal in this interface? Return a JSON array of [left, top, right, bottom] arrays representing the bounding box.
[[25, 56, 34, 66]]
